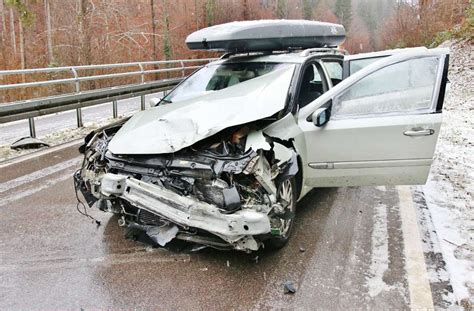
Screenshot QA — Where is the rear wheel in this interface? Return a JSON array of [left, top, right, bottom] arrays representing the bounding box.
[[265, 178, 297, 249]]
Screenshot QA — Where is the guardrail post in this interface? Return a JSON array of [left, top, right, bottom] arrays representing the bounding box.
[[112, 100, 118, 118], [76, 109, 83, 127], [28, 117, 36, 138], [138, 63, 145, 84], [138, 63, 146, 111], [180, 60, 185, 77], [70, 67, 83, 127], [140, 95, 146, 111]]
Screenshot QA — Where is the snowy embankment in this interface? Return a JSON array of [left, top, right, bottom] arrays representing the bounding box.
[[421, 39, 473, 308]]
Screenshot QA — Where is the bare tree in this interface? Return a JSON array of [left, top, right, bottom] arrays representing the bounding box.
[[18, 17, 25, 71], [150, 0, 158, 61], [0, 0, 7, 65], [78, 0, 91, 65], [9, 7, 15, 54], [0, 0, 6, 45], [44, 0, 54, 64]]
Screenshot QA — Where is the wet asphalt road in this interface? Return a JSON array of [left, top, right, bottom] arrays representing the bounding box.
[[0, 146, 439, 309]]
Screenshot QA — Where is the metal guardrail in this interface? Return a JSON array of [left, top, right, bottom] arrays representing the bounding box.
[[0, 58, 216, 138]]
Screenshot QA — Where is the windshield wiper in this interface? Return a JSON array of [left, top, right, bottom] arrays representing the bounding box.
[[157, 98, 172, 105]]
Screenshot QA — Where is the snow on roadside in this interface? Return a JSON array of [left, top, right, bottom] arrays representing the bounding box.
[[367, 203, 396, 297], [421, 39, 473, 308]]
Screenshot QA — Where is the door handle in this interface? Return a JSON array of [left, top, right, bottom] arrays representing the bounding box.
[[403, 129, 435, 136]]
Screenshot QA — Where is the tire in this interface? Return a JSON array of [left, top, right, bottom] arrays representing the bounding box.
[[265, 177, 297, 250]]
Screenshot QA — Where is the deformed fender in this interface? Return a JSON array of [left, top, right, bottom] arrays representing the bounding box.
[[263, 113, 300, 141], [275, 152, 299, 185], [263, 113, 308, 193]]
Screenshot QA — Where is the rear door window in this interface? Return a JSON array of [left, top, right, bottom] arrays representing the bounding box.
[[322, 61, 343, 86]]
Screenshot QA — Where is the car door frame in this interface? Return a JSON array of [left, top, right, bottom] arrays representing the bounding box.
[[291, 57, 333, 115], [320, 56, 344, 87], [297, 48, 450, 188]]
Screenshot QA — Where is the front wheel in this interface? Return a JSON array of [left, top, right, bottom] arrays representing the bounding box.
[[265, 178, 297, 249]]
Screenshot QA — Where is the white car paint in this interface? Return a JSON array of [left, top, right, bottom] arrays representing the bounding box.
[[108, 65, 295, 155], [297, 48, 448, 187]]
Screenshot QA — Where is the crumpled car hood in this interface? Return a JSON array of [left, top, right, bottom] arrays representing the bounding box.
[[107, 65, 295, 155]]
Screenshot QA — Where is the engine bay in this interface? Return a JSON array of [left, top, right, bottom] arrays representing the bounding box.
[[74, 121, 299, 252]]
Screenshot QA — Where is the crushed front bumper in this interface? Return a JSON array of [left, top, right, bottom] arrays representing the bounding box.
[[99, 173, 271, 249]]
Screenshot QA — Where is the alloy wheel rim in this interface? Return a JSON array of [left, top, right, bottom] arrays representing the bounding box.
[[278, 179, 293, 237]]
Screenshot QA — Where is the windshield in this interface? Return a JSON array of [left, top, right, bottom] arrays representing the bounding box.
[[162, 62, 292, 103]]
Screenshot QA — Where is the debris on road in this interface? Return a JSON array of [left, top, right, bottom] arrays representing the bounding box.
[[10, 137, 50, 150], [283, 281, 297, 294], [189, 244, 207, 252], [146, 224, 179, 246]]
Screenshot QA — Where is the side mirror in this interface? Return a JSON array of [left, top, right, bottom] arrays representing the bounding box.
[[149, 97, 161, 107], [312, 107, 331, 127]]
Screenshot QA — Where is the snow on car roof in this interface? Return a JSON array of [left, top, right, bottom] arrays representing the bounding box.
[[186, 19, 346, 53]]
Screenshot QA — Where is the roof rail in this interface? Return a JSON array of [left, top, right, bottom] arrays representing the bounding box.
[[220, 50, 277, 59], [300, 47, 348, 57]]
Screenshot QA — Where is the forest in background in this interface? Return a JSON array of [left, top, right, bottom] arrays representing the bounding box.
[[0, 0, 471, 101]]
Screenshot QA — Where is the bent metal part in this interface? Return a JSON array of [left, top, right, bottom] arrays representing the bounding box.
[[75, 118, 300, 251]]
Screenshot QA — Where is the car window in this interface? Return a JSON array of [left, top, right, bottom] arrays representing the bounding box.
[[322, 61, 343, 86], [163, 62, 292, 103], [333, 57, 440, 119], [297, 62, 329, 109], [311, 64, 322, 82], [349, 56, 386, 75]]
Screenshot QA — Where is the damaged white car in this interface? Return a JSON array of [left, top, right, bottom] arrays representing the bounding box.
[[74, 20, 450, 252]]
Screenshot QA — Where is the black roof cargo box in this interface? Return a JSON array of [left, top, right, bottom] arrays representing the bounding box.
[[186, 20, 346, 53]]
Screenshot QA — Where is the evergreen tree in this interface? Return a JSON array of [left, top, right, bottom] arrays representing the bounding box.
[[302, 0, 314, 20], [162, 0, 172, 60], [358, 0, 377, 48], [206, 0, 216, 26], [334, 0, 352, 31], [276, 0, 287, 19], [5, 0, 35, 26]]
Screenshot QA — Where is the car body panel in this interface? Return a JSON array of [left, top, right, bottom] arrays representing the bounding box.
[[108, 65, 296, 155], [298, 48, 449, 187]]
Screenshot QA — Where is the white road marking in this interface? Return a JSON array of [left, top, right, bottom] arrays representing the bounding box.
[[397, 186, 434, 309], [0, 251, 190, 272], [0, 173, 73, 207], [0, 157, 81, 193], [367, 203, 394, 297]]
